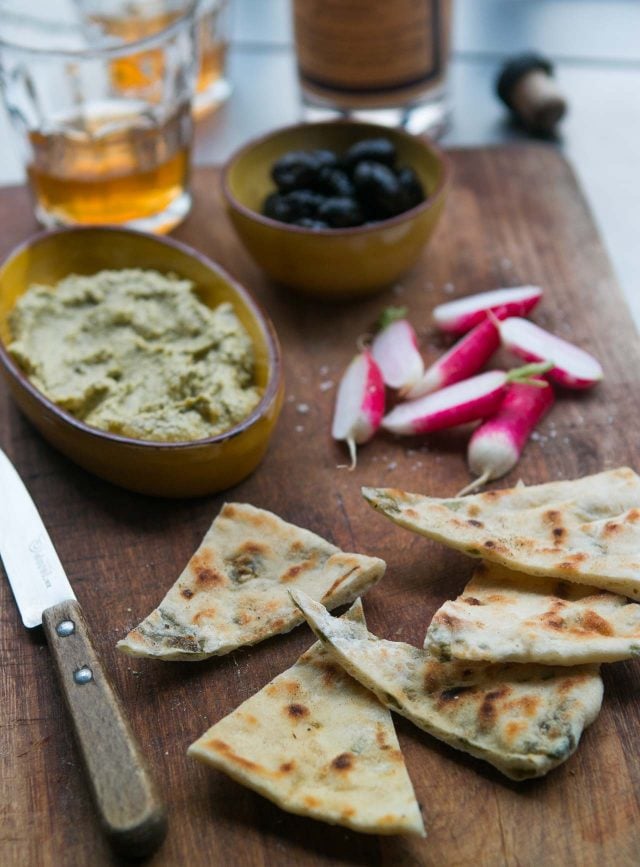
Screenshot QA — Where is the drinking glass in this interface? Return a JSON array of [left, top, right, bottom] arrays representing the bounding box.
[[79, 0, 232, 117], [0, 0, 197, 232]]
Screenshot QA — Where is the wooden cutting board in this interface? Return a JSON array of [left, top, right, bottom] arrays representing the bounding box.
[[1, 146, 639, 867]]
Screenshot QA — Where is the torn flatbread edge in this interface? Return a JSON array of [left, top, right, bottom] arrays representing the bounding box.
[[425, 561, 640, 665], [187, 600, 426, 837], [291, 590, 604, 782]]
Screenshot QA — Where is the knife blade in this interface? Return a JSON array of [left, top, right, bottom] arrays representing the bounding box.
[[0, 449, 76, 627], [0, 448, 167, 858]]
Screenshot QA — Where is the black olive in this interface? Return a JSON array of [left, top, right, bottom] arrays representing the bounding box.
[[397, 166, 425, 209], [353, 161, 405, 219], [272, 151, 321, 192], [344, 137, 397, 170], [318, 196, 364, 228], [263, 191, 296, 222], [316, 167, 355, 198], [295, 217, 330, 229], [281, 189, 325, 221], [310, 149, 339, 170]]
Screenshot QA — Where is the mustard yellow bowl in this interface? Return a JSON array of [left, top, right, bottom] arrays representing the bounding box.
[[222, 120, 451, 299], [0, 227, 284, 497]]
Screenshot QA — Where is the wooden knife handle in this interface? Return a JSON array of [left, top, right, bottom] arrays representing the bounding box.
[[42, 599, 167, 858]]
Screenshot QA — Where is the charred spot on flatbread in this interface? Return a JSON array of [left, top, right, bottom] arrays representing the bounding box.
[[425, 561, 640, 665], [362, 468, 640, 598], [286, 703, 309, 719], [331, 752, 354, 771], [117, 503, 385, 661], [292, 591, 603, 781], [187, 601, 425, 837]]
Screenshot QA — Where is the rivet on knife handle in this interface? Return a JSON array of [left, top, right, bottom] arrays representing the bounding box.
[[42, 599, 167, 858]]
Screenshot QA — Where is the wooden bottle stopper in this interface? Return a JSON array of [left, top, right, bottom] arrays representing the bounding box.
[[496, 54, 567, 135]]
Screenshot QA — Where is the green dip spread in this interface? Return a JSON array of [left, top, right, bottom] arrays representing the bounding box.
[[8, 269, 262, 442]]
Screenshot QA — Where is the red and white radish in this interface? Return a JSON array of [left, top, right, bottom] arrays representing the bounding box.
[[458, 378, 555, 495], [332, 350, 385, 469], [382, 362, 552, 436], [371, 315, 424, 392], [433, 285, 543, 334], [406, 317, 499, 398], [498, 317, 603, 389]]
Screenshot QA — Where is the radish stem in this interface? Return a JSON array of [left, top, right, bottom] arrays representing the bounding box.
[[376, 306, 408, 330], [505, 361, 553, 383]]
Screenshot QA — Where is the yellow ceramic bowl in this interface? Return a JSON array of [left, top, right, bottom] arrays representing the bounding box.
[[222, 120, 451, 299], [0, 227, 284, 497]]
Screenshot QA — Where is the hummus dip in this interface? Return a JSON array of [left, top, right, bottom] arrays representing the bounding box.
[[8, 269, 262, 442]]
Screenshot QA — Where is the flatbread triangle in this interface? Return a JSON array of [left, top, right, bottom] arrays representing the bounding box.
[[426, 561, 640, 665], [118, 502, 385, 660], [188, 600, 426, 837], [362, 467, 640, 598], [291, 590, 603, 781]]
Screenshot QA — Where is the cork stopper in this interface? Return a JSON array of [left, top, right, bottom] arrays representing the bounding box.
[[496, 54, 567, 135]]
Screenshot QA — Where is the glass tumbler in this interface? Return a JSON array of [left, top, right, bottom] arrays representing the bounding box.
[[78, 0, 232, 118], [0, 0, 198, 233]]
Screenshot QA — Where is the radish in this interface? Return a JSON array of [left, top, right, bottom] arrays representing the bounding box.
[[433, 285, 543, 334], [498, 317, 603, 389], [332, 350, 385, 469], [406, 317, 499, 399], [382, 363, 551, 436], [458, 378, 555, 495], [371, 309, 424, 393]]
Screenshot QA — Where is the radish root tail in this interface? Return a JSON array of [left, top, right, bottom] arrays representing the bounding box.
[[457, 469, 491, 497], [337, 438, 358, 471]]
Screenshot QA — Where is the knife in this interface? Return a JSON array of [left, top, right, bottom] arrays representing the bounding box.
[[0, 448, 167, 858]]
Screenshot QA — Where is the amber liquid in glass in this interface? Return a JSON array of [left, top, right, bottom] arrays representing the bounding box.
[[27, 100, 191, 229]]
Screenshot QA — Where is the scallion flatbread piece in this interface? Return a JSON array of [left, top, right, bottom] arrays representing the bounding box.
[[362, 467, 640, 598], [426, 561, 640, 665], [291, 591, 603, 781], [188, 600, 425, 837], [117, 503, 385, 661]]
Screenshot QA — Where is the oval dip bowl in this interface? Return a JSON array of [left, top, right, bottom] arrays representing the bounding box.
[[0, 227, 284, 497], [222, 120, 451, 299]]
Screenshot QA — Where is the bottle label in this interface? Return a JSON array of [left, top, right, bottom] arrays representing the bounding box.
[[293, 0, 451, 107]]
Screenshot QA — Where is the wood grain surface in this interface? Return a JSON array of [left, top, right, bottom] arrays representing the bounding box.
[[1, 147, 639, 867]]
